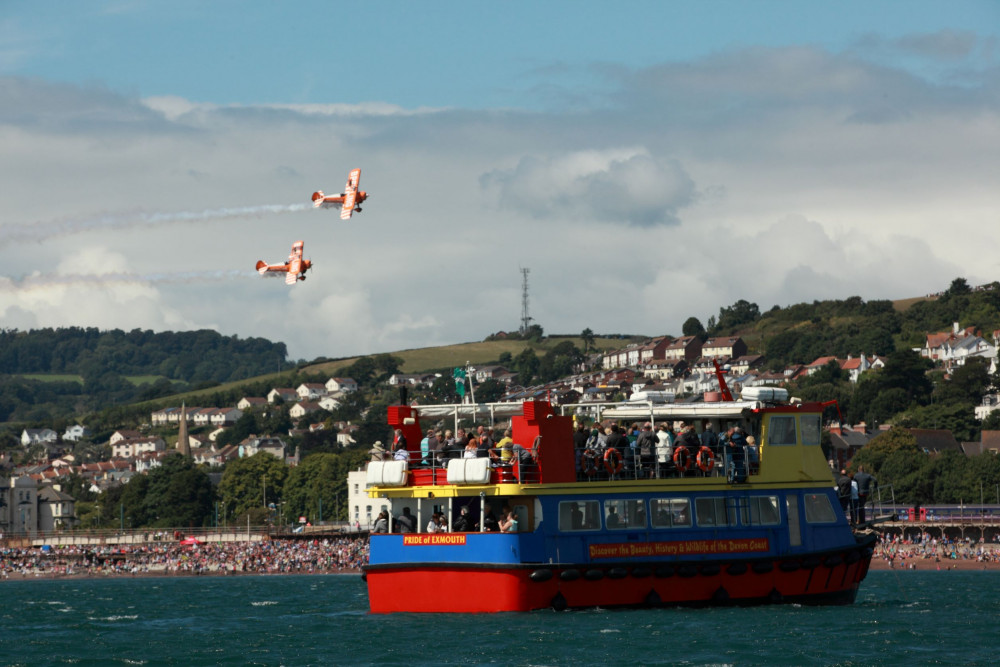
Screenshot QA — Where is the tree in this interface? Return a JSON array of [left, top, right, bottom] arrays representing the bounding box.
[[142, 453, 215, 527], [580, 328, 595, 353], [681, 317, 706, 340], [217, 452, 289, 522], [513, 348, 540, 386]]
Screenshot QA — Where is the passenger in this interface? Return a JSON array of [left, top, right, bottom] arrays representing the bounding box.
[[605, 424, 628, 451], [726, 426, 747, 483], [393, 441, 410, 463], [606, 506, 622, 528], [393, 428, 408, 450], [854, 465, 876, 524], [570, 504, 584, 529], [475, 425, 494, 451], [745, 435, 759, 474], [636, 422, 657, 478], [499, 511, 518, 533], [368, 441, 388, 463], [395, 507, 417, 533], [701, 422, 719, 457], [453, 427, 469, 453], [837, 469, 852, 515], [439, 429, 458, 459], [420, 428, 438, 466], [426, 512, 441, 533], [850, 472, 860, 525], [655, 423, 674, 477], [453, 506, 473, 532], [479, 508, 500, 532], [573, 422, 590, 478], [437, 514, 449, 532], [372, 510, 389, 533], [496, 428, 514, 463], [463, 438, 478, 459]]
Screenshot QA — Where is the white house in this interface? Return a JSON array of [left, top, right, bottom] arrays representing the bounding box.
[[296, 383, 327, 401], [326, 377, 358, 393], [237, 397, 268, 411], [111, 436, 166, 459], [348, 469, 390, 529], [62, 425, 92, 442], [20, 429, 58, 448], [289, 402, 321, 419], [318, 396, 342, 411], [239, 436, 287, 459], [38, 485, 77, 531], [210, 408, 243, 426], [268, 388, 298, 404]]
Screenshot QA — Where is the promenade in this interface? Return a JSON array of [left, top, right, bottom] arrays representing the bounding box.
[[870, 532, 1000, 571]]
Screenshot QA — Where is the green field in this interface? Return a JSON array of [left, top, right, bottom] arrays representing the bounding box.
[[16, 374, 186, 387]]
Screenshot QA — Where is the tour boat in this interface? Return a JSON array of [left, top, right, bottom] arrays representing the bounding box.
[[363, 383, 876, 613]]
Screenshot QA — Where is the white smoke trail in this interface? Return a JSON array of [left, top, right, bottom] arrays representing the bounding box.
[[0, 203, 311, 247], [2, 269, 258, 292]]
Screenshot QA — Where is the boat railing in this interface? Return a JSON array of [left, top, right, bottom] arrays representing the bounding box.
[[572, 444, 755, 482]]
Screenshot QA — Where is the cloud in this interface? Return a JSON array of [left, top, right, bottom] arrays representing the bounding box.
[[481, 149, 696, 226], [1, 39, 997, 360]]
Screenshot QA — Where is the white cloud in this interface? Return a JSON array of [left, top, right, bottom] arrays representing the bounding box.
[[1, 41, 997, 360]]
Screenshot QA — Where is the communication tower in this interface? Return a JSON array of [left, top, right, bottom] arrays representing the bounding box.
[[519, 267, 532, 335]]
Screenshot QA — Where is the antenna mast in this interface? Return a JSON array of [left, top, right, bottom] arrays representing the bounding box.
[[519, 267, 531, 335]]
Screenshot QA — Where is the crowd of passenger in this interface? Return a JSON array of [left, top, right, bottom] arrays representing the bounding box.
[[369, 420, 761, 483], [0, 536, 368, 579], [875, 532, 1000, 568]]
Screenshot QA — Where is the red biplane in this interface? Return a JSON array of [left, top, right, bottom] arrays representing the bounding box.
[[256, 240, 312, 285], [311, 167, 368, 220]]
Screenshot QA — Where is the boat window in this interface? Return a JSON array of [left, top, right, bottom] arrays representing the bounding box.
[[650, 498, 691, 528], [786, 494, 802, 547], [803, 493, 838, 523], [745, 495, 781, 526], [559, 500, 600, 531], [767, 416, 797, 446], [800, 414, 821, 446], [604, 499, 646, 530], [695, 497, 737, 527]]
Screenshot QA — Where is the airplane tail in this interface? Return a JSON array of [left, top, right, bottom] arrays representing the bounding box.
[[311, 191, 325, 208], [255, 260, 269, 275]]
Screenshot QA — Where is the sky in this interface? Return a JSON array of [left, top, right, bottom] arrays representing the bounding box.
[[1, 1, 999, 361]]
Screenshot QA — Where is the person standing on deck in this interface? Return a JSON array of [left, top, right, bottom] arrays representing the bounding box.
[[837, 469, 852, 516], [854, 466, 876, 524], [655, 423, 673, 477]]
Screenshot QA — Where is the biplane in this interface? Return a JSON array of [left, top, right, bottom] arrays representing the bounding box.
[[311, 167, 368, 220], [256, 240, 312, 285]]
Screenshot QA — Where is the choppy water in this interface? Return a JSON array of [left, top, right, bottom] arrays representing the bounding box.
[[0, 571, 995, 666]]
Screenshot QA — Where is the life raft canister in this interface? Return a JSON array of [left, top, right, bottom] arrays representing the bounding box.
[[582, 449, 599, 476], [673, 446, 691, 473], [604, 447, 623, 475], [696, 446, 715, 473]]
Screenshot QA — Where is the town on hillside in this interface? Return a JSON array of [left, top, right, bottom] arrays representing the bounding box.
[[4, 308, 1000, 539]]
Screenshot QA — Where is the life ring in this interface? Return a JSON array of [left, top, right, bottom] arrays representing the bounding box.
[[582, 449, 599, 476], [604, 447, 623, 475], [696, 446, 715, 473], [673, 446, 691, 473]]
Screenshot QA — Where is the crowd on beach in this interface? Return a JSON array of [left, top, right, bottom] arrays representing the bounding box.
[[875, 532, 1000, 569], [0, 536, 368, 579]]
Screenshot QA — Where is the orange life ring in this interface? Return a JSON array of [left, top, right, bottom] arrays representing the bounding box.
[[673, 446, 691, 473], [696, 446, 715, 473], [582, 449, 599, 476], [604, 447, 624, 475]]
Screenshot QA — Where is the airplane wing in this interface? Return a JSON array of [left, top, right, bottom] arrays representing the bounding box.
[[340, 168, 361, 220], [285, 265, 299, 285], [256, 259, 288, 276]]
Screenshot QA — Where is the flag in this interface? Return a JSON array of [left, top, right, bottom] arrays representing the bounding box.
[[453, 367, 466, 397]]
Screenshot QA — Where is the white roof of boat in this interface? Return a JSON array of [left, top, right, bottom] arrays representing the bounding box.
[[600, 401, 763, 420]]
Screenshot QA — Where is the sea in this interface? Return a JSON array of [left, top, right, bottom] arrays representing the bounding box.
[[0, 571, 995, 666]]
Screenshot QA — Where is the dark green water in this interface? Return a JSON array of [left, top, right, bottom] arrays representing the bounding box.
[[0, 571, 995, 666]]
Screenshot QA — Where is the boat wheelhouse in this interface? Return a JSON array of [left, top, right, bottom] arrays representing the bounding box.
[[363, 391, 875, 613]]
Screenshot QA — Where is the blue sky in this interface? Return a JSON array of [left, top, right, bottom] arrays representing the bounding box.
[[1, 1, 999, 360], [5, 1, 996, 108]]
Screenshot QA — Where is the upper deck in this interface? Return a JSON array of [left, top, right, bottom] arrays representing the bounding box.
[[367, 396, 837, 500]]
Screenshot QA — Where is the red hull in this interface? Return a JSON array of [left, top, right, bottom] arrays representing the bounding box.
[[366, 550, 873, 613]]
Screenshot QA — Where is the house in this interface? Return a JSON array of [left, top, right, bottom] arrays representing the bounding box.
[[663, 336, 703, 364], [3, 476, 39, 537], [296, 383, 327, 400], [318, 396, 342, 412], [909, 429, 963, 455], [326, 377, 358, 393], [348, 469, 391, 529], [473, 366, 511, 383], [289, 401, 321, 419], [921, 322, 978, 360], [237, 397, 268, 411], [109, 429, 142, 446], [193, 408, 219, 427], [729, 354, 765, 376], [267, 388, 298, 404], [641, 358, 687, 381], [638, 337, 671, 364], [702, 337, 747, 360], [827, 425, 873, 469], [210, 408, 243, 426], [150, 407, 178, 425], [975, 394, 1000, 421], [806, 356, 840, 375], [239, 436, 287, 459], [387, 374, 422, 386], [20, 429, 58, 448], [111, 436, 166, 459], [62, 425, 92, 442]]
